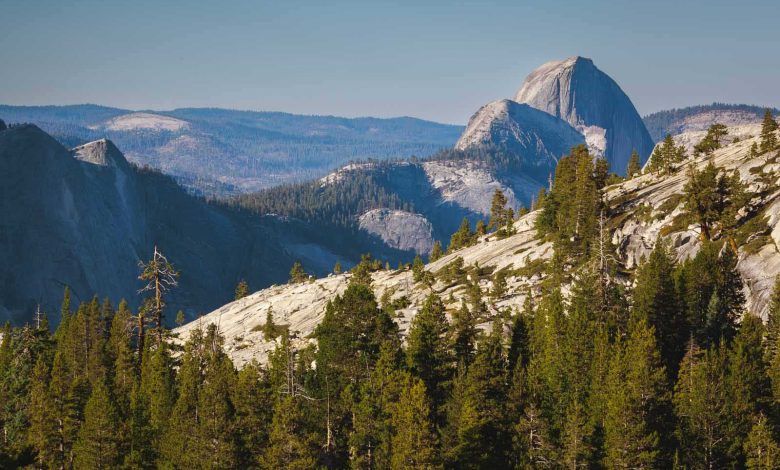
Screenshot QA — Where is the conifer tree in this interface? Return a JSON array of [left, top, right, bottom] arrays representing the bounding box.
[[73, 378, 121, 469], [765, 276, 780, 364], [760, 109, 778, 153], [429, 241, 444, 262], [603, 317, 670, 468], [289, 261, 308, 284], [28, 356, 56, 469], [727, 313, 771, 463], [390, 379, 441, 469], [233, 362, 273, 467], [138, 246, 179, 344], [197, 325, 239, 468], [674, 341, 732, 469], [448, 218, 476, 252], [262, 396, 319, 470], [633, 240, 686, 377], [627, 149, 642, 178], [450, 300, 477, 368], [406, 294, 452, 421], [744, 413, 780, 469], [234, 279, 249, 300]]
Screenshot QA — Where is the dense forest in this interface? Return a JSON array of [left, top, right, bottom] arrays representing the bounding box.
[[1, 117, 780, 469]]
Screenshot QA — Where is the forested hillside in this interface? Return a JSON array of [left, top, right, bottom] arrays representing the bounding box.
[[3, 116, 780, 468]]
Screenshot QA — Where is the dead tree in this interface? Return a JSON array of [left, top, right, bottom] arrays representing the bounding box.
[[138, 246, 179, 346]]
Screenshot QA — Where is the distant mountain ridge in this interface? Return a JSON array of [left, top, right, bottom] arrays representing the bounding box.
[[0, 104, 463, 195], [643, 102, 780, 141]]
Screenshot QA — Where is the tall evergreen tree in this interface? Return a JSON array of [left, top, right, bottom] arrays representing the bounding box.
[[406, 294, 452, 421], [760, 109, 778, 153], [633, 240, 686, 378], [73, 378, 121, 469], [603, 317, 670, 468], [627, 149, 642, 178], [390, 379, 441, 469], [744, 413, 780, 469]]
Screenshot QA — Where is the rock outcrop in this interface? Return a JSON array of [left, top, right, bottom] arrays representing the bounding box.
[[514, 56, 655, 174], [455, 99, 585, 166], [358, 209, 435, 255]]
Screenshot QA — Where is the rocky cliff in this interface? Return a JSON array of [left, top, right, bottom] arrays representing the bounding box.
[[514, 56, 655, 174]]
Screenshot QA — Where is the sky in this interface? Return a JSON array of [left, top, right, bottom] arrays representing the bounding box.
[[1, 0, 778, 125]]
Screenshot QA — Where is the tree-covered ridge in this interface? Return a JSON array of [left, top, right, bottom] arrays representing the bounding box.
[[231, 161, 414, 227], [643, 102, 780, 142]]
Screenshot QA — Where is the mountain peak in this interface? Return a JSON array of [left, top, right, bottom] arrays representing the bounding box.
[[71, 138, 129, 168], [513, 57, 655, 174]]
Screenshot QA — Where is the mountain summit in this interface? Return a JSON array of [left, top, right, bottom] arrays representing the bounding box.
[[514, 56, 655, 174]]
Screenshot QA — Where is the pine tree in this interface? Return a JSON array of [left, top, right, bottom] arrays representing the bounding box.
[[233, 362, 273, 467], [289, 261, 308, 284], [390, 379, 441, 469], [760, 109, 778, 153], [450, 300, 477, 368], [138, 246, 179, 344], [28, 356, 56, 469], [406, 294, 452, 421], [627, 149, 642, 178], [234, 279, 249, 300], [333, 261, 342, 274], [197, 325, 239, 468], [727, 313, 771, 464], [262, 396, 319, 470], [765, 276, 780, 364], [448, 218, 476, 253], [744, 413, 780, 469], [603, 317, 670, 468], [633, 240, 686, 378], [73, 378, 121, 469], [674, 341, 732, 469], [412, 254, 426, 283], [430, 241, 444, 262]]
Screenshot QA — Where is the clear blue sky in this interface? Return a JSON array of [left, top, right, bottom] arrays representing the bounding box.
[[1, 0, 778, 124]]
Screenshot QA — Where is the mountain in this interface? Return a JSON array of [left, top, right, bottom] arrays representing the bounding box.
[[176, 120, 780, 366], [0, 105, 463, 195], [455, 99, 585, 169], [513, 56, 655, 174], [0, 124, 416, 325], [643, 102, 780, 141]]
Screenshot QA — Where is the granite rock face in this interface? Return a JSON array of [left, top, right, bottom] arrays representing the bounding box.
[[514, 56, 655, 174], [358, 209, 434, 255], [455, 99, 585, 166]]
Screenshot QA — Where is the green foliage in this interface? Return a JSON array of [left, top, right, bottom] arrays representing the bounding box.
[[536, 145, 602, 262], [683, 161, 747, 240], [648, 134, 687, 174], [234, 279, 249, 300], [429, 240, 444, 262], [289, 261, 308, 284], [448, 218, 477, 253], [760, 109, 778, 153], [488, 189, 516, 238], [627, 148, 642, 178], [694, 123, 729, 156]]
